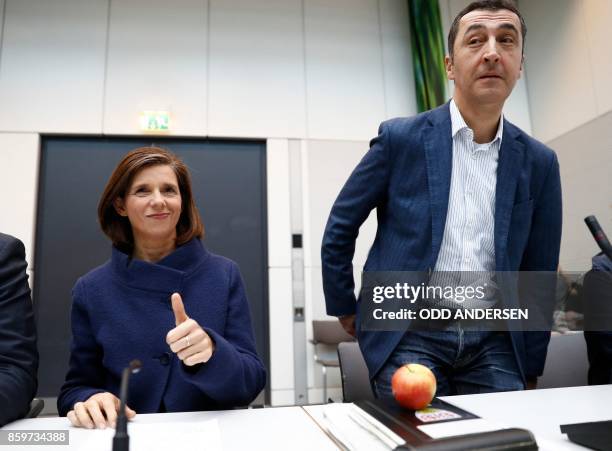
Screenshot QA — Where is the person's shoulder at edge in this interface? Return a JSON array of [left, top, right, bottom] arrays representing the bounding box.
[[593, 253, 612, 272], [0, 232, 24, 253], [0, 233, 30, 283]]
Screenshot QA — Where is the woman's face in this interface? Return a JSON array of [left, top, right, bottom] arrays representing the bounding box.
[[114, 164, 182, 247]]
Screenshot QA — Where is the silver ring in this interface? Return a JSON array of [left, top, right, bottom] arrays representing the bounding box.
[[185, 335, 191, 347]]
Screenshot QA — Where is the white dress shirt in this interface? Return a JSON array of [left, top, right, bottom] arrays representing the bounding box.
[[432, 99, 503, 308]]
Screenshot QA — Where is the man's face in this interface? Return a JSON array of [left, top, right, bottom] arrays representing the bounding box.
[[446, 9, 523, 107]]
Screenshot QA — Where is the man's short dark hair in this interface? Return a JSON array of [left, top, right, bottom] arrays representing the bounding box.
[[447, 0, 526, 59]]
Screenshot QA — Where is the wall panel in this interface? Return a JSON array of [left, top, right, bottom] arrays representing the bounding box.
[[208, 0, 305, 138], [0, 133, 39, 268], [268, 268, 295, 393], [104, 0, 207, 135], [379, 0, 416, 119], [267, 139, 292, 267], [582, 0, 612, 115], [304, 0, 386, 141], [0, 0, 107, 133], [302, 139, 377, 268], [0, 0, 5, 53], [550, 111, 612, 270], [521, 0, 597, 142]]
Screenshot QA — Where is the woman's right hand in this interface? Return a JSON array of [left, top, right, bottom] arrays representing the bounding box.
[[66, 392, 136, 429]]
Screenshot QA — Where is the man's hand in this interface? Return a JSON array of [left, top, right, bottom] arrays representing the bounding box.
[[67, 392, 135, 429], [338, 314, 356, 337], [166, 293, 215, 366]]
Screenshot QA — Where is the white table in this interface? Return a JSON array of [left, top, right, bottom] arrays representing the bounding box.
[[4, 385, 611, 451], [1, 407, 339, 451], [303, 384, 612, 451], [441, 385, 612, 450]]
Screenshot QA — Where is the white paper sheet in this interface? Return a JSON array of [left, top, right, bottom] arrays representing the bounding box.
[[418, 418, 509, 439], [79, 419, 222, 451], [316, 404, 405, 451]]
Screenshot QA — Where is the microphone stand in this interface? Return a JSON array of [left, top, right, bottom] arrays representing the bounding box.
[[113, 360, 142, 451]]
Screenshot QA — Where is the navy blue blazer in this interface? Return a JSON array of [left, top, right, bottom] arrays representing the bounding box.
[[58, 239, 266, 415], [0, 233, 38, 426], [322, 102, 562, 382]]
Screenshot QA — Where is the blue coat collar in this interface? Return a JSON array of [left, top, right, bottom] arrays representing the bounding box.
[[111, 238, 208, 293]]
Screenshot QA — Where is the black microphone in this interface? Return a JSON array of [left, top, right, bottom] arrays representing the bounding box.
[[113, 359, 142, 451], [584, 215, 612, 260]]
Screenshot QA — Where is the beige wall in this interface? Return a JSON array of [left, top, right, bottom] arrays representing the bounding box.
[[520, 0, 612, 270], [548, 112, 612, 271], [0, 133, 39, 268], [521, 0, 612, 142]]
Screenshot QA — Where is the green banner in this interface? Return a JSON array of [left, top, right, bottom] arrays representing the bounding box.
[[408, 0, 447, 112]]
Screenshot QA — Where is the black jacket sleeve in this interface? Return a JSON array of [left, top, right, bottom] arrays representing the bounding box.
[[0, 234, 38, 426]]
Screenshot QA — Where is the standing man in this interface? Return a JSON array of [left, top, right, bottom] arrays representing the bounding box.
[[0, 233, 38, 425], [322, 0, 561, 396]]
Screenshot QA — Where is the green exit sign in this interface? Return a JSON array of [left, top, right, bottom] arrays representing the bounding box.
[[140, 111, 170, 131]]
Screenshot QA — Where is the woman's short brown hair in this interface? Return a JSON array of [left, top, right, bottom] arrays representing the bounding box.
[[98, 146, 204, 253]]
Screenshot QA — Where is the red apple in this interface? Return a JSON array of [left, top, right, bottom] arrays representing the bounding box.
[[391, 363, 437, 410]]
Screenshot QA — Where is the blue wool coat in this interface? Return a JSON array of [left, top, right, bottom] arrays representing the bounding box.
[[57, 239, 266, 415]]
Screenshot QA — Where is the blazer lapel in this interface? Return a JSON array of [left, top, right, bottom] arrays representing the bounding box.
[[424, 104, 453, 268], [495, 121, 524, 270]]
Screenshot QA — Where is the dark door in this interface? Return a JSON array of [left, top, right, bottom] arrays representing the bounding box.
[[34, 136, 269, 403]]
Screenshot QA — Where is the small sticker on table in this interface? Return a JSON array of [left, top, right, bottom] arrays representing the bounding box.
[[415, 408, 462, 423]]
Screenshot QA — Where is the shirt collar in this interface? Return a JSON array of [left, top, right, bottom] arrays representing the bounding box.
[[450, 98, 504, 146]]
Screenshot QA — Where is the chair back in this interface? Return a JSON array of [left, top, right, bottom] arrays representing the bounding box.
[[337, 342, 375, 402], [312, 320, 354, 345], [25, 398, 45, 418], [539, 331, 589, 388]]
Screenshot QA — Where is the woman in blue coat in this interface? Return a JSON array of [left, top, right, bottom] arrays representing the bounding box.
[[58, 147, 266, 428]]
